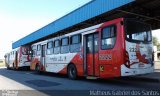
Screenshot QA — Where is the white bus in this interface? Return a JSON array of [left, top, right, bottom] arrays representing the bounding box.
[[4, 46, 31, 70]]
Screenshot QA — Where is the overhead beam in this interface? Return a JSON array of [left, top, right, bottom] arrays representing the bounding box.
[[117, 10, 160, 22]]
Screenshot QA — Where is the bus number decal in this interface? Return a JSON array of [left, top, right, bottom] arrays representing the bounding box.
[[99, 54, 112, 60], [129, 47, 139, 52]]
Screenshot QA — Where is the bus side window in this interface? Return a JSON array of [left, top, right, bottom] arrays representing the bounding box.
[[22, 47, 27, 55], [54, 40, 60, 54], [47, 41, 54, 55], [101, 25, 116, 50], [61, 37, 69, 54], [33, 50, 36, 56], [31, 45, 36, 57], [70, 34, 81, 53], [37, 44, 41, 56]]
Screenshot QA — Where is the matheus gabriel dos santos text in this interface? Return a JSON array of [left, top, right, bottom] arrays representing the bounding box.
[[89, 90, 160, 96]]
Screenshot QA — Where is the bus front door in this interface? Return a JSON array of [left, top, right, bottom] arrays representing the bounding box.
[[41, 44, 46, 71], [86, 33, 99, 76]]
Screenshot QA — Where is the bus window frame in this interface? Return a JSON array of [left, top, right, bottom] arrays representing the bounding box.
[[70, 34, 82, 53], [61, 37, 70, 54], [46, 41, 54, 55], [101, 24, 117, 50], [70, 34, 81, 45], [53, 39, 60, 54], [36, 44, 41, 56], [124, 19, 152, 44], [47, 41, 54, 49], [61, 37, 69, 46], [37, 44, 41, 51], [54, 39, 60, 48]]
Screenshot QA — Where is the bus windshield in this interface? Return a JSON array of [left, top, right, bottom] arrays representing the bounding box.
[[125, 20, 152, 43]]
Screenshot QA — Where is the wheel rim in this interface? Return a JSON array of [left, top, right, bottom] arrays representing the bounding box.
[[69, 67, 75, 78], [36, 65, 40, 71]]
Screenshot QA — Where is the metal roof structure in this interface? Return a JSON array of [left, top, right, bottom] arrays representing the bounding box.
[[13, 0, 160, 49]]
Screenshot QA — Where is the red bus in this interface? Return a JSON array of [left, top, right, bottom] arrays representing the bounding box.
[[30, 18, 154, 79]]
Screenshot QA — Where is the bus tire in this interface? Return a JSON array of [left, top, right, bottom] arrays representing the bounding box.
[[13, 64, 18, 71], [15, 67, 19, 71], [7, 65, 10, 70], [13, 63, 15, 70], [35, 64, 42, 74], [67, 64, 77, 80]]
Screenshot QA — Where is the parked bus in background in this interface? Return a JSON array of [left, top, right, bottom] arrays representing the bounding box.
[[4, 46, 31, 70], [30, 18, 154, 79]]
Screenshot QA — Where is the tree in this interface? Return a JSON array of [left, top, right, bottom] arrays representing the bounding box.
[[158, 45, 160, 51], [153, 36, 159, 46], [153, 36, 160, 51]]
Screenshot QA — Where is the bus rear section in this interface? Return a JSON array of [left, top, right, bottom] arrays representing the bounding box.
[[121, 19, 154, 76], [16, 46, 31, 69]]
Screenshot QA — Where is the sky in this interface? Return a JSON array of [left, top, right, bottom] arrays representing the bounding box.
[[0, 0, 91, 59], [0, 0, 160, 59]]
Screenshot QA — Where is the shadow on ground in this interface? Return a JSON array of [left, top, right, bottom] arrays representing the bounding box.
[[0, 67, 160, 96]]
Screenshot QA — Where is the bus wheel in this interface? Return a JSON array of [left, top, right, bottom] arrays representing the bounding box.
[[13, 63, 15, 70], [15, 67, 19, 71], [13, 64, 18, 71], [67, 64, 77, 80], [7, 65, 10, 70], [35, 64, 42, 74]]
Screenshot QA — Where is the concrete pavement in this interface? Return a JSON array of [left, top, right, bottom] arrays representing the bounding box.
[[1, 66, 160, 96]]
